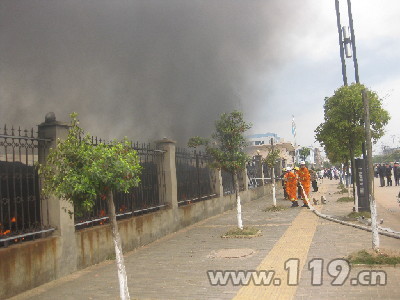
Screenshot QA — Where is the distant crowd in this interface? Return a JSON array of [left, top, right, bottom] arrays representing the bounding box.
[[374, 162, 400, 187]]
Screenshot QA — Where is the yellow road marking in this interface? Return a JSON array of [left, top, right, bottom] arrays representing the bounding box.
[[199, 223, 292, 228], [234, 209, 319, 300]]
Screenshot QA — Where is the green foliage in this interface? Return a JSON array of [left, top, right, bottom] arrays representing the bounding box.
[[263, 149, 280, 168], [263, 205, 288, 212], [315, 83, 390, 165], [187, 136, 209, 148], [335, 183, 349, 194], [347, 211, 371, 219], [298, 147, 311, 161], [373, 150, 400, 164], [39, 113, 142, 215], [188, 111, 252, 173], [337, 196, 353, 202], [222, 226, 261, 238], [348, 249, 400, 265]]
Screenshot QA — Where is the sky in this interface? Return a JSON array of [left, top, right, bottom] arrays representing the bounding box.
[[0, 0, 399, 153]]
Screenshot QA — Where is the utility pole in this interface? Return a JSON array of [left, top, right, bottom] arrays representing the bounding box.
[[347, 0, 360, 83], [334, 0, 367, 212], [335, 0, 348, 86], [362, 89, 380, 251]]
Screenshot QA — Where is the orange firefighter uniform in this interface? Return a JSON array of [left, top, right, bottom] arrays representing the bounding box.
[[284, 168, 298, 205], [298, 164, 311, 205]]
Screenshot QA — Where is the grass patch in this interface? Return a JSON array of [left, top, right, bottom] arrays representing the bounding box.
[[264, 205, 288, 212], [335, 183, 349, 194], [347, 249, 400, 266], [337, 183, 345, 189], [222, 226, 261, 238], [105, 253, 116, 261], [348, 211, 371, 219], [337, 197, 354, 202]]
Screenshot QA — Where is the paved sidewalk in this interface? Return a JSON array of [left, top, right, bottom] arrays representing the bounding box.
[[9, 179, 400, 300]]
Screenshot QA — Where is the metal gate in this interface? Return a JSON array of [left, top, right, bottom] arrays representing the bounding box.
[[0, 125, 53, 247]]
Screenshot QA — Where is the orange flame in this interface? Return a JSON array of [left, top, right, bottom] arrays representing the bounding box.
[[11, 217, 16, 223]]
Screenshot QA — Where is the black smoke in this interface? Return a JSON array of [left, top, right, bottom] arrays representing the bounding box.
[[0, 0, 304, 144]]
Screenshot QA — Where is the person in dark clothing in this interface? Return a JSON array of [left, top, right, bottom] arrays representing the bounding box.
[[378, 164, 386, 187], [310, 168, 318, 192], [386, 163, 392, 187], [394, 162, 400, 186], [281, 168, 288, 199]]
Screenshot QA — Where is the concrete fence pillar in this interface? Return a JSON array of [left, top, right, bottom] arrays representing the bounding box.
[[38, 112, 77, 277], [156, 138, 178, 209], [254, 154, 264, 186], [211, 168, 223, 197]]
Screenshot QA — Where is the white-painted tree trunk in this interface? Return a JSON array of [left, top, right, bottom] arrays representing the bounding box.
[[369, 194, 380, 251], [234, 172, 243, 230], [354, 183, 359, 212], [271, 167, 276, 207], [348, 184, 351, 199], [107, 191, 130, 300]]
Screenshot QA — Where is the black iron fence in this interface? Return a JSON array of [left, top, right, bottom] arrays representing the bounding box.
[[262, 161, 282, 182], [74, 141, 166, 229], [175, 148, 216, 205], [246, 156, 282, 188], [222, 169, 235, 194], [246, 160, 258, 188], [0, 125, 54, 247]]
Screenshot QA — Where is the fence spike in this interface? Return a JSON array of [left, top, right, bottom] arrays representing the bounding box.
[[11, 125, 14, 136]]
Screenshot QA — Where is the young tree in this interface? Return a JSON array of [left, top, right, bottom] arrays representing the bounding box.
[[263, 147, 280, 207], [39, 113, 141, 300], [315, 83, 390, 208], [188, 111, 251, 230], [299, 147, 311, 162]]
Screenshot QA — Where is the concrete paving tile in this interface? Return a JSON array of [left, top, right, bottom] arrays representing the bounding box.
[[9, 179, 400, 300]]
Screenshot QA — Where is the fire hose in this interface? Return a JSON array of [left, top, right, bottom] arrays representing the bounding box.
[[298, 183, 400, 240]]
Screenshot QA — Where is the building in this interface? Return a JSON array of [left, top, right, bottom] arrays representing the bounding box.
[[295, 146, 314, 165], [245, 141, 296, 169], [247, 133, 281, 146]]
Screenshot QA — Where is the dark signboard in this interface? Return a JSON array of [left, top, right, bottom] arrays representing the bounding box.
[[355, 158, 370, 212]]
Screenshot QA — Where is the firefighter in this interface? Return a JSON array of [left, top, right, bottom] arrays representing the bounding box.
[[284, 167, 298, 207], [298, 161, 311, 207], [294, 166, 301, 199]]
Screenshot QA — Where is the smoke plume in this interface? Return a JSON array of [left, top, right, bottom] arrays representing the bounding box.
[[0, 0, 305, 144]]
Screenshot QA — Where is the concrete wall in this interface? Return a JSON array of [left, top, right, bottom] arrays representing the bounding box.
[[0, 114, 277, 299], [0, 186, 273, 299], [0, 237, 59, 299], [76, 186, 274, 269]]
